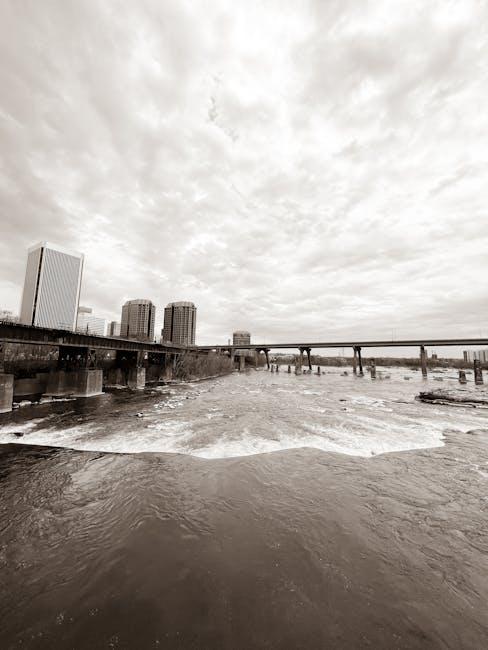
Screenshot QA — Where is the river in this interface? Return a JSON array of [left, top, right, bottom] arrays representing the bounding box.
[[1, 366, 487, 648]]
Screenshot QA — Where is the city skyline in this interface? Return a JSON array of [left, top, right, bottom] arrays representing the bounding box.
[[1, 2, 488, 346]]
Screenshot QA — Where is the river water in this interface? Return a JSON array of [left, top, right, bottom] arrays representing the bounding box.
[[1, 367, 488, 648]]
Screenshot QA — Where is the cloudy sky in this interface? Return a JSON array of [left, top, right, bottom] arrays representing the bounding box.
[[1, 0, 487, 347]]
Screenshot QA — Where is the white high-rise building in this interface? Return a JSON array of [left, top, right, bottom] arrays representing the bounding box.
[[19, 242, 84, 331], [76, 306, 106, 336]]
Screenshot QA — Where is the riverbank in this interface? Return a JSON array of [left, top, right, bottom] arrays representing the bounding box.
[[1, 426, 487, 649]]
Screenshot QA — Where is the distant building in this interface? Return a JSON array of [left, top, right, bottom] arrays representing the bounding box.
[[19, 242, 83, 331], [464, 349, 488, 363], [233, 330, 251, 346], [162, 302, 196, 345], [76, 306, 106, 336], [121, 299, 155, 341], [0, 309, 19, 323], [107, 321, 121, 337]]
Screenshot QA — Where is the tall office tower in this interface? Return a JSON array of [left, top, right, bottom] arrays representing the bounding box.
[[162, 301, 196, 345], [76, 306, 106, 336], [19, 242, 84, 331], [233, 330, 251, 346], [107, 321, 121, 337], [120, 299, 155, 341]]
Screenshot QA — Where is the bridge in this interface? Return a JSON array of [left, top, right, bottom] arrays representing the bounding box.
[[194, 337, 488, 375], [0, 322, 190, 413], [1, 322, 486, 413]]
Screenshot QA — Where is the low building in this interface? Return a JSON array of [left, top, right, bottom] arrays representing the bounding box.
[[76, 306, 106, 336], [107, 321, 121, 337], [464, 349, 488, 363], [0, 310, 19, 323]]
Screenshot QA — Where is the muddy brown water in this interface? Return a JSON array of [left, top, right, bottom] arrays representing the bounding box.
[[1, 368, 487, 648]]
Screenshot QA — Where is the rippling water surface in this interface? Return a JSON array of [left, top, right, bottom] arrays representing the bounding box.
[[0, 366, 486, 457], [1, 367, 488, 649]]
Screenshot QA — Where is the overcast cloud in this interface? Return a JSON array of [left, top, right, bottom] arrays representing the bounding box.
[[1, 0, 487, 346]]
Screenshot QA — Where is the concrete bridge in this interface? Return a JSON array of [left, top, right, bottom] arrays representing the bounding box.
[[1, 322, 487, 413], [194, 337, 488, 376], [0, 322, 188, 413]]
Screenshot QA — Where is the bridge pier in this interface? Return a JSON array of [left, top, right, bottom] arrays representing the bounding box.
[[44, 345, 104, 398], [128, 367, 146, 390], [420, 346, 428, 378], [474, 359, 484, 385], [45, 368, 103, 398], [369, 359, 376, 379], [307, 348, 312, 371], [296, 350, 302, 374], [0, 374, 14, 413], [264, 349, 270, 370], [355, 346, 364, 376], [107, 367, 125, 386], [353, 347, 357, 374]]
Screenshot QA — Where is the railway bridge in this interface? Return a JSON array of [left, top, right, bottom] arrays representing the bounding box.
[[1, 322, 487, 413], [0, 322, 188, 413]]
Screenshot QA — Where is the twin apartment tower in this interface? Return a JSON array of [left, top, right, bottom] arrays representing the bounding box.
[[19, 242, 196, 345]]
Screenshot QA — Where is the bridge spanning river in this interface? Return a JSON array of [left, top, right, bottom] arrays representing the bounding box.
[[1, 321, 487, 414]]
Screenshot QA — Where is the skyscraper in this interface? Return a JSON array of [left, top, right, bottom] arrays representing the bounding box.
[[162, 301, 196, 345], [19, 242, 84, 331], [120, 299, 155, 341]]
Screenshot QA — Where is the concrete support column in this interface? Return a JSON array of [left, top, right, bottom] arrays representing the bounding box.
[[474, 359, 484, 385], [0, 374, 14, 414], [72, 369, 103, 397], [45, 369, 103, 397], [356, 347, 363, 376], [458, 370, 467, 384], [264, 349, 270, 370], [298, 349, 304, 373], [352, 347, 358, 375], [107, 367, 125, 386], [316, 366, 321, 376], [420, 346, 428, 378], [287, 365, 291, 373], [305, 348, 312, 370], [239, 355, 245, 372], [128, 367, 146, 390], [370, 359, 376, 379]]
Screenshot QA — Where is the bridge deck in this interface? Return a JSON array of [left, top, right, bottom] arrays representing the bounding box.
[[2, 323, 487, 354], [194, 338, 488, 351], [0, 322, 187, 353]]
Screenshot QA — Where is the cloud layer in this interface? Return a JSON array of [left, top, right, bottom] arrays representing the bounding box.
[[1, 0, 487, 347]]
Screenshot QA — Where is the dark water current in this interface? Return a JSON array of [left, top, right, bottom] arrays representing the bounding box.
[[1, 367, 488, 648]]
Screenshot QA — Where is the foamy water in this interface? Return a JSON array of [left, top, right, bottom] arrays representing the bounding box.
[[1, 367, 487, 458]]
